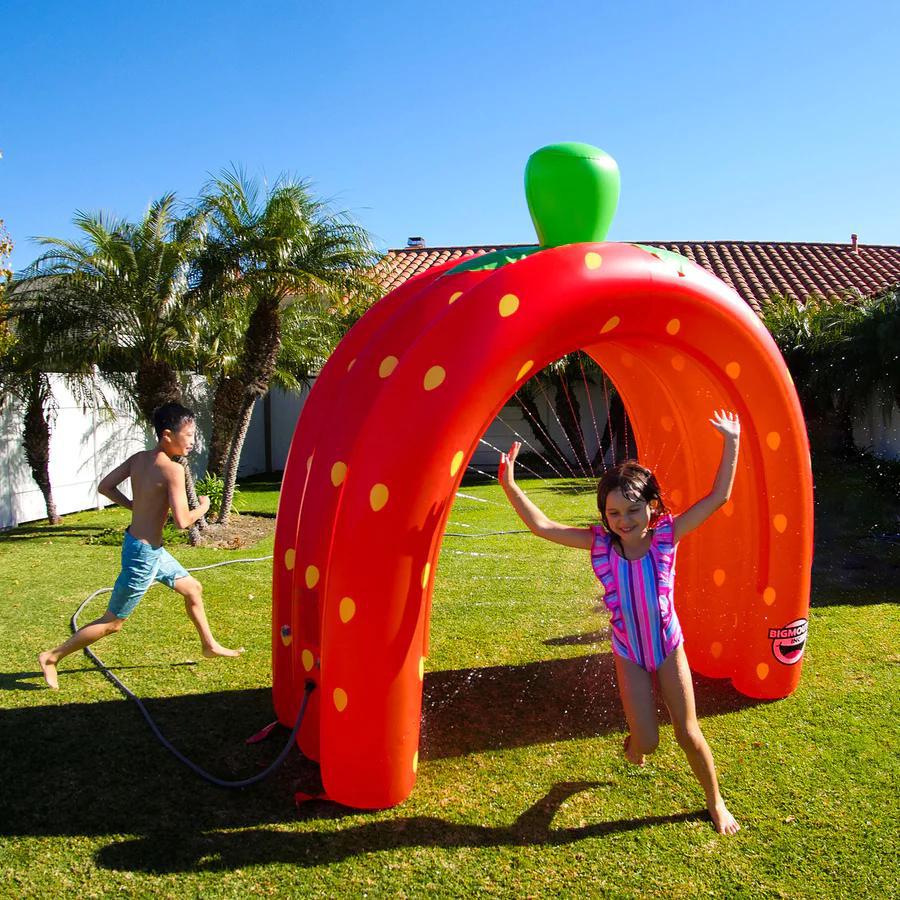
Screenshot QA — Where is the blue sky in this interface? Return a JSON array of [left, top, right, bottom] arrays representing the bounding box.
[[4, 0, 898, 272]]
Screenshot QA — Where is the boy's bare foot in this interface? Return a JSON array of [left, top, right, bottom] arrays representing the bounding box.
[[202, 643, 244, 659], [623, 734, 645, 767], [38, 651, 59, 689], [710, 800, 740, 835]]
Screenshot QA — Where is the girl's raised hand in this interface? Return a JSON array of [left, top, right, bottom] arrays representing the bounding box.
[[710, 409, 741, 440], [498, 441, 521, 491]]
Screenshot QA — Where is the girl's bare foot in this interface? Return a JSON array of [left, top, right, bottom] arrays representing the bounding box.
[[202, 643, 244, 659], [710, 800, 740, 835], [38, 651, 59, 689], [623, 734, 645, 767]]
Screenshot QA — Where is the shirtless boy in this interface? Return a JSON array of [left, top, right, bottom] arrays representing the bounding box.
[[38, 402, 241, 689]]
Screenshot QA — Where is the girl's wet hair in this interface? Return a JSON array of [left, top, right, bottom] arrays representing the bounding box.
[[596, 460, 667, 537]]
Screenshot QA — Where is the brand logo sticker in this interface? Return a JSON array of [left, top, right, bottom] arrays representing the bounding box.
[[768, 618, 808, 665]]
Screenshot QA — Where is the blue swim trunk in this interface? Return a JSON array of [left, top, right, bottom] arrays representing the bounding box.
[[107, 528, 190, 618]]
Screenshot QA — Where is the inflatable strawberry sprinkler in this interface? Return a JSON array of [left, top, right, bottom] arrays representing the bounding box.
[[271, 143, 814, 809]]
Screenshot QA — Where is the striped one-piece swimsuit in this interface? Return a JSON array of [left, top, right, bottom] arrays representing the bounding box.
[[590, 512, 683, 672]]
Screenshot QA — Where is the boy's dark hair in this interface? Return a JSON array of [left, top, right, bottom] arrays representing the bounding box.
[[596, 460, 668, 540], [152, 402, 195, 439]]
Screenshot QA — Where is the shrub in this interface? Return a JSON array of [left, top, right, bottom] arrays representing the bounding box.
[[195, 471, 239, 521]]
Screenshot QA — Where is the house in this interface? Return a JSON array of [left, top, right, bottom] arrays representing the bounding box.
[[377, 237, 900, 312], [372, 237, 900, 465]]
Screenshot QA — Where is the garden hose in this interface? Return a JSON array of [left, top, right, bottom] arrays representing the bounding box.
[[71, 528, 508, 787], [71, 555, 315, 789]]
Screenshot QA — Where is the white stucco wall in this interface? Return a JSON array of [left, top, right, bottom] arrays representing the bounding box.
[[3, 376, 897, 529]]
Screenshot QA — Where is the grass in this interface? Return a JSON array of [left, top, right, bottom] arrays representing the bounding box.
[[0, 456, 897, 898]]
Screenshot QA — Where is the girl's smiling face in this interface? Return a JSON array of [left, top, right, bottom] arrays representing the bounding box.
[[604, 488, 658, 541]]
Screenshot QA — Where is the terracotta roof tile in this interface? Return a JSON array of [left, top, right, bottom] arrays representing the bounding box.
[[377, 240, 900, 313]]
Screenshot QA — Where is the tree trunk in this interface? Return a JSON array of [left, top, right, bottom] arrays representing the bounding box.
[[240, 298, 282, 399], [206, 374, 244, 477], [135, 358, 182, 424], [218, 395, 257, 525], [551, 372, 591, 474], [178, 457, 207, 545], [217, 297, 283, 525], [23, 373, 61, 525]]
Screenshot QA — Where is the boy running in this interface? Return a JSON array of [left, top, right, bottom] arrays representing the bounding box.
[[39, 402, 241, 689]]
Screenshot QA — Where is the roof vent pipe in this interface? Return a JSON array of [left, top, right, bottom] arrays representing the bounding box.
[[851, 233, 859, 254], [407, 236, 426, 249]]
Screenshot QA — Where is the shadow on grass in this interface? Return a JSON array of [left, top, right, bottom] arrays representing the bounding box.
[[0, 523, 115, 543], [0, 662, 197, 691], [420, 652, 759, 761], [95, 781, 705, 873], [1, 651, 755, 845]]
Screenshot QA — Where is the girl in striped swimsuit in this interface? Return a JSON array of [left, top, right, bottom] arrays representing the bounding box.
[[499, 409, 741, 836]]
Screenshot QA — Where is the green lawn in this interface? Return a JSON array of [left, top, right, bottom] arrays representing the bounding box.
[[0, 457, 897, 898]]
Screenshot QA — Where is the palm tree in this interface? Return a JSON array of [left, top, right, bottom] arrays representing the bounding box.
[[1, 280, 103, 525], [9, 197, 209, 536], [192, 169, 380, 524], [20, 196, 203, 421]]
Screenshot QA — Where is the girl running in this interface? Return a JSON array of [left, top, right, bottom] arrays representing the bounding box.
[[498, 409, 741, 835]]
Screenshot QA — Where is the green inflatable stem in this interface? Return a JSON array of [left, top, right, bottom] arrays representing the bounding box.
[[525, 143, 620, 247]]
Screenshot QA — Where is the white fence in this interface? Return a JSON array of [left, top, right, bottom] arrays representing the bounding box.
[[0, 376, 311, 530], [3, 373, 897, 530]]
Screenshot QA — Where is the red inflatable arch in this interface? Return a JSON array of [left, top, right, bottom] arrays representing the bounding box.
[[271, 144, 814, 809]]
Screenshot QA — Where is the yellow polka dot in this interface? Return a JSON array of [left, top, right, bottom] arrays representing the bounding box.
[[584, 252, 603, 270], [516, 360, 533, 381], [661, 415, 674, 432], [756, 663, 769, 681], [305, 565, 319, 589], [280, 627, 292, 647], [418, 656, 425, 680], [773, 514, 788, 533], [284, 548, 295, 571], [339, 596, 356, 623], [421, 562, 431, 589], [449, 291, 463, 304], [412, 750, 419, 773], [666, 318, 681, 335], [767, 431, 782, 451], [710, 641, 723, 659], [499, 294, 520, 317], [671, 354, 685, 372], [763, 586, 777, 606], [423, 366, 446, 391], [722, 500, 735, 518], [347, 358, 356, 372], [333, 688, 348, 712], [331, 461, 347, 487], [713, 569, 726, 587], [301, 649, 314, 672], [726, 361, 741, 379], [370, 484, 389, 512], [670, 488, 683, 506], [601, 316, 620, 334], [450, 451, 464, 477], [379, 355, 398, 378]]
